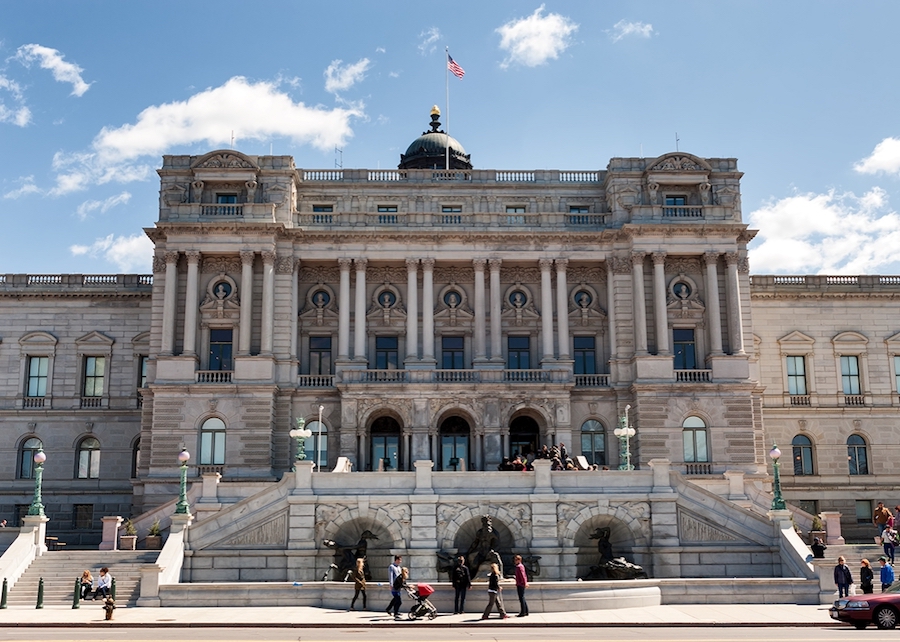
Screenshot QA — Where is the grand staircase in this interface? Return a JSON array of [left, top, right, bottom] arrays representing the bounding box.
[[6, 550, 158, 606]]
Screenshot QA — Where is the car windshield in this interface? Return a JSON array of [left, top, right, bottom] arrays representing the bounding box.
[[885, 580, 900, 594]]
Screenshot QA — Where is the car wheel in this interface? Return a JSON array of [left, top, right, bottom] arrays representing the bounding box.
[[853, 621, 868, 630], [875, 606, 898, 630]]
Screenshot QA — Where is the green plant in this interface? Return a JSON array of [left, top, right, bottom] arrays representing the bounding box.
[[123, 518, 137, 536], [148, 518, 161, 536], [811, 516, 824, 531]]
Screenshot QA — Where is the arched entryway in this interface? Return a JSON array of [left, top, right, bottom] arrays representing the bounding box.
[[509, 415, 540, 459], [439, 416, 469, 471], [369, 416, 402, 471]]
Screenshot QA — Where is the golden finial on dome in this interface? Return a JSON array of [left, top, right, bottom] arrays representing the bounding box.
[[430, 105, 441, 117]]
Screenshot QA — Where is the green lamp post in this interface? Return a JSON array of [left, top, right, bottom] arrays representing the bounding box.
[[613, 404, 636, 471], [769, 443, 787, 510], [27, 448, 47, 517], [290, 417, 312, 465], [174, 449, 191, 515]]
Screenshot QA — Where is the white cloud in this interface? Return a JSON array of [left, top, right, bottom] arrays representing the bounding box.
[[418, 28, 442, 55], [70, 233, 153, 272], [0, 75, 32, 127], [14, 44, 92, 96], [75, 191, 132, 221], [388, 71, 400, 78], [3, 176, 39, 199], [854, 137, 900, 176], [375, 47, 386, 54], [49, 76, 362, 194], [748, 187, 900, 274], [324, 58, 371, 94], [609, 20, 655, 43], [496, 5, 578, 69]]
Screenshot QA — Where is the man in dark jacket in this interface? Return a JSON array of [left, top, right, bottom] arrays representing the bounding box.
[[834, 555, 853, 598], [451, 555, 472, 614]]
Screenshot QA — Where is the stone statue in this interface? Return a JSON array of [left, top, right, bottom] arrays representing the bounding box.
[[466, 515, 499, 578], [580, 527, 648, 581], [323, 529, 378, 581]]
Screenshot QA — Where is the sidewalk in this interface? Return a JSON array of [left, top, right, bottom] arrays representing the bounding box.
[[0, 603, 839, 627]]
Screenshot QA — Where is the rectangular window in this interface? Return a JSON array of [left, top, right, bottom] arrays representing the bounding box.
[[569, 206, 589, 213], [73, 504, 93, 530], [442, 336, 465, 369], [506, 206, 526, 213], [673, 329, 696, 369], [665, 196, 686, 206], [138, 355, 149, 389], [573, 337, 596, 374], [894, 356, 900, 393], [209, 329, 233, 371], [797, 500, 818, 516], [442, 206, 462, 212], [375, 336, 399, 370], [507, 336, 530, 369], [786, 356, 807, 395], [216, 194, 237, 204], [26, 356, 48, 397], [841, 355, 860, 394], [16, 505, 29, 527], [82, 356, 105, 397], [856, 500, 873, 524], [312, 205, 333, 212], [309, 336, 333, 375], [377, 205, 398, 212]]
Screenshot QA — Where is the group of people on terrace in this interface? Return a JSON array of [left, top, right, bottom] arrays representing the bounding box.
[[497, 443, 603, 472]]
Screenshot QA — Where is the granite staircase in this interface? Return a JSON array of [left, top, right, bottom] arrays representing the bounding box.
[[6, 550, 158, 606]]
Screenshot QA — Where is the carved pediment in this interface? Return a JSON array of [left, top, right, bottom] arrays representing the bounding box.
[[75, 331, 115, 347], [191, 150, 258, 170], [647, 153, 712, 173], [212, 512, 288, 549]]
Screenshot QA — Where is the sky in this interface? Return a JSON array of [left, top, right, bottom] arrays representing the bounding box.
[[2, 1, 900, 276]]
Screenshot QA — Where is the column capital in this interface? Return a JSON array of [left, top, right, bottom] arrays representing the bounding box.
[[421, 257, 435, 270], [261, 250, 277, 265], [240, 250, 255, 265], [631, 252, 647, 266], [185, 250, 201, 264], [338, 257, 353, 270], [703, 251, 720, 266], [539, 258, 554, 271], [724, 252, 740, 266], [354, 257, 368, 270], [293, 257, 302, 273], [164, 250, 179, 264], [473, 258, 486, 271], [554, 258, 568, 271], [651, 251, 666, 265], [406, 257, 419, 272], [488, 258, 502, 271]]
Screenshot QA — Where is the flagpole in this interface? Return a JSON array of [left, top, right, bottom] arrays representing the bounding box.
[[445, 46, 450, 171]]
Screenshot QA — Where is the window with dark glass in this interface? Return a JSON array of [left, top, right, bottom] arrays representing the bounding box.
[[442, 336, 464, 369], [673, 329, 696, 369], [856, 500, 873, 524], [307, 421, 328, 469], [841, 355, 861, 394], [786, 356, 807, 394], [377, 205, 398, 212], [138, 355, 149, 389], [309, 336, 333, 375], [375, 336, 399, 370], [442, 206, 462, 212], [569, 206, 589, 213], [19, 437, 42, 479], [581, 419, 606, 466], [26, 356, 48, 398], [208, 329, 233, 371], [847, 434, 868, 475], [370, 417, 401, 471], [132, 438, 141, 478], [791, 434, 814, 475], [82, 356, 105, 397], [216, 194, 237, 204], [506, 206, 526, 213], [507, 336, 530, 369], [77, 437, 101, 479], [665, 196, 686, 206], [313, 205, 333, 212], [797, 499, 818, 516], [73, 504, 93, 530], [574, 336, 596, 374]]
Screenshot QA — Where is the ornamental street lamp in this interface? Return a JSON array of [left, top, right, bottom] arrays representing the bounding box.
[[769, 443, 786, 510], [614, 404, 636, 471], [27, 448, 47, 517], [174, 450, 191, 515], [290, 417, 312, 464], [315, 405, 324, 470]]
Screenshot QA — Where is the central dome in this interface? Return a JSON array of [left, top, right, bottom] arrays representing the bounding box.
[[398, 106, 472, 170]]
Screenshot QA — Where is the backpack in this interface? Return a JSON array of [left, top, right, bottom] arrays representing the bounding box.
[[452, 565, 469, 586]]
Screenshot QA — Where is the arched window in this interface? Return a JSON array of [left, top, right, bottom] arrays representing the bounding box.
[[131, 438, 141, 478], [580, 419, 606, 466], [76, 437, 101, 479], [19, 437, 43, 479], [199, 417, 226, 466], [847, 434, 869, 475], [682, 416, 709, 463], [439, 416, 469, 471], [791, 434, 814, 476], [370, 416, 401, 471], [307, 420, 328, 470]]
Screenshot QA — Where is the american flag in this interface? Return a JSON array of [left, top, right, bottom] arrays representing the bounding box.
[[447, 55, 465, 79]]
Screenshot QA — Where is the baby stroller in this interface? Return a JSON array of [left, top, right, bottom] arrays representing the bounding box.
[[405, 583, 437, 620]]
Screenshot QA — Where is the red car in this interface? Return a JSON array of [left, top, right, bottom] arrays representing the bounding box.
[[830, 584, 900, 629]]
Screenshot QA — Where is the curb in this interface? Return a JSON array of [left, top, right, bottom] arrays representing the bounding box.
[[1, 620, 843, 628]]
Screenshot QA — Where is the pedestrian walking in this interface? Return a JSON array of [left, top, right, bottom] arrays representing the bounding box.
[[880, 556, 895, 592], [451, 554, 471, 614], [874, 502, 892, 536], [385, 555, 403, 618], [883, 525, 898, 564], [481, 562, 508, 619], [350, 558, 366, 610], [834, 556, 853, 598], [513, 554, 529, 617], [860, 559, 875, 594]]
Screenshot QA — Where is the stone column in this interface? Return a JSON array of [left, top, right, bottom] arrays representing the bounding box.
[[473, 259, 487, 361], [540, 259, 555, 361], [290, 258, 300, 362], [607, 260, 617, 363], [261, 250, 276, 355], [160, 251, 179, 355], [403, 433, 411, 471], [555, 258, 570, 359], [704, 252, 724, 355], [724, 252, 745, 354], [421, 258, 435, 362], [182, 251, 200, 356], [489, 259, 502, 361], [406, 258, 419, 360], [354, 258, 367, 361], [430, 432, 439, 464], [632, 252, 648, 355], [238, 250, 254, 355], [652, 252, 669, 355], [338, 258, 352, 360]]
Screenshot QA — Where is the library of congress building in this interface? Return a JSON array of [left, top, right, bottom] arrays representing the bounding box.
[[2, 109, 898, 572]]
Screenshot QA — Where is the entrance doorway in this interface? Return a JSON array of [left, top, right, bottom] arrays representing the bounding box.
[[439, 416, 470, 471], [509, 416, 540, 458], [370, 416, 401, 471]]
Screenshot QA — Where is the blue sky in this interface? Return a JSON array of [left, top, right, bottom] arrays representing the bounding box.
[[2, 1, 900, 275]]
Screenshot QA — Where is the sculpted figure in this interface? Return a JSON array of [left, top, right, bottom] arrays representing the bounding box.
[[466, 515, 499, 578], [323, 529, 378, 581]]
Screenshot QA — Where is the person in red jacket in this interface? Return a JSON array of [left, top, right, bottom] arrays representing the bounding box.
[[513, 554, 529, 617]]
